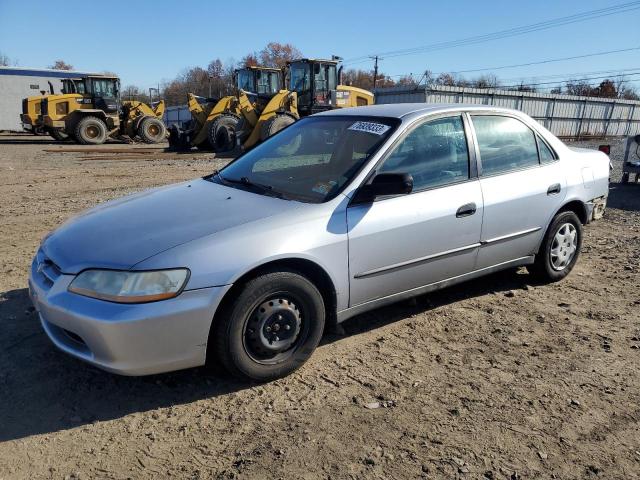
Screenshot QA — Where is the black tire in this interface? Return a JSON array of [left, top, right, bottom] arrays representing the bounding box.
[[211, 269, 325, 381], [75, 116, 108, 145], [260, 114, 296, 141], [49, 129, 69, 141], [234, 116, 251, 145], [530, 211, 583, 282], [207, 113, 240, 152], [137, 116, 167, 144]]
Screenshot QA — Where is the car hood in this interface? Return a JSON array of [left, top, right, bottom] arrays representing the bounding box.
[[43, 178, 301, 273]]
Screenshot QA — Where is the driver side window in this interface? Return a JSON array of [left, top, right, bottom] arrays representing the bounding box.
[[378, 115, 470, 191]]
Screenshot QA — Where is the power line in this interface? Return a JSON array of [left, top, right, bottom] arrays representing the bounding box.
[[471, 72, 640, 91], [344, 1, 640, 66], [438, 46, 640, 75], [385, 66, 640, 82]]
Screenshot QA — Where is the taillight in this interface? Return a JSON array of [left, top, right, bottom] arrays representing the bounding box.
[[598, 145, 611, 155]]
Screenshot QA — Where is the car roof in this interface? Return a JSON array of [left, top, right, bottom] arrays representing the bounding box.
[[315, 102, 522, 120]]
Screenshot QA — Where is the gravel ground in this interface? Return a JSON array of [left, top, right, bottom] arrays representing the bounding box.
[[0, 134, 638, 479]]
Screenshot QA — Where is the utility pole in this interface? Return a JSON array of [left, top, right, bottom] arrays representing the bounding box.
[[370, 55, 380, 89]]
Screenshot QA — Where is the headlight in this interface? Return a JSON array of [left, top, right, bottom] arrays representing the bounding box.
[[68, 269, 189, 303]]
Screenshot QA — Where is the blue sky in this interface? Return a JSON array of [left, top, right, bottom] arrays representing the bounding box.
[[1, 0, 638, 91]]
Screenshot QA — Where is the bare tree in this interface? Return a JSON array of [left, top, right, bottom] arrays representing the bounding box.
[[0, 52, 11, 66], [240, 53, 259, 68], [49, 59, 74, 70], [258, 42, 303, 69]]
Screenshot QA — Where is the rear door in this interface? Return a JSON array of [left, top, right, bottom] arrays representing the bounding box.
[[347, 114, 483, 306], [470, 114, 567, 269]]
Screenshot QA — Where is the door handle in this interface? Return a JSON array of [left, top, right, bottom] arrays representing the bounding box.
[[547, 183, 561, 195], [456, 202, 477, 218]]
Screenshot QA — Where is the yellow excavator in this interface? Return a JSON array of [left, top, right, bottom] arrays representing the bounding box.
[[234, 58, 374, 151], [221, 58, 374, 152], [40, 74, 166, 145], [169, 59, 374, 153], [167, 65, 283, 151], [20, 78, 83, 140]]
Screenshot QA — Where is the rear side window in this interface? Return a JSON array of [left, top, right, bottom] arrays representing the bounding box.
[[472, 116, 539, 175], [537, 135, 557, 163], [378, 115, 470, 191]]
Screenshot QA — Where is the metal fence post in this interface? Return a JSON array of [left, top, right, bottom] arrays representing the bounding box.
[[626, 104, 636, 136], [576, 99, 588, 140], [549, 97, 557, 132], [603, 101, 615, 138]]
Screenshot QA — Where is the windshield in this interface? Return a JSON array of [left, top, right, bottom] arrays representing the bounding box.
[[213, 116, 399, 203], [290, 62, 310, 94], [257, 70, 280, 95], [91, 78, 117, 97], [236, 69, 254, 92]]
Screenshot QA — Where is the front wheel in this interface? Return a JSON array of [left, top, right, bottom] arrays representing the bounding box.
[[137, 116, 167, 144], [530, 211, 583, 282], [75, 116, 108, 145], [211, 269, 325, 381]]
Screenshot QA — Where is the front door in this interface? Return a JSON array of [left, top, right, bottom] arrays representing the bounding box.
[[347, 114, 483, 307]]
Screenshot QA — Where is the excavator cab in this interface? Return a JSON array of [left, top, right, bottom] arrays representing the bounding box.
[[86, 76, 120, 113], [234, 66, 283, 98], [288, 59, 338, 115]]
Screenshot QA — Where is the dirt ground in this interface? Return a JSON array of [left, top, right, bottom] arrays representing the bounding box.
[[0, 133, 639, 480]]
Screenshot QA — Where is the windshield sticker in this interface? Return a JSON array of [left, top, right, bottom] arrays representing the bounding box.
[[312, 181, 337, 195], [348, 121, 391, 136]]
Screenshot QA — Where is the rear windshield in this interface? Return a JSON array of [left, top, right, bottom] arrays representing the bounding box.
[[214, 116, 400, 203]]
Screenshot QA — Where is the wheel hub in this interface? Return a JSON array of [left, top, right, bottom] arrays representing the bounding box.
[[550, 222, 577, 271], [246, 298, 301, 357], [86, 126, 98, 138]]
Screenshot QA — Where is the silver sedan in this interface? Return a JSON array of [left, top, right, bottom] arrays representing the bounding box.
[[29, 104, 610, 381]]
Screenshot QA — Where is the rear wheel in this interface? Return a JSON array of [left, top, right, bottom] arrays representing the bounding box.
[[530, 211, 582, 282], [207, 113, 240, 152], [260, 114, 296, 141], [137, 116, 167, 144], [211, 269, 325, 381], [49, 129, 69, 141], [75, 116, 108, 145]]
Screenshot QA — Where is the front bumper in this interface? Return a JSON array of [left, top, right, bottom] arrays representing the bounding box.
[[28, 251, 232, 375]]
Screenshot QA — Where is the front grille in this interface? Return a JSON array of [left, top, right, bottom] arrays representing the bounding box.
[[35, 249, 62, 287]]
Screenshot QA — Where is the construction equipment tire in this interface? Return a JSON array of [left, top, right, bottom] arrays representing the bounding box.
[[138, 116, 167, 144], [75, 116, 108, 145]]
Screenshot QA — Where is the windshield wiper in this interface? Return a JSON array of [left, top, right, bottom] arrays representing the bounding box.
[[219, 175, 287, 199]]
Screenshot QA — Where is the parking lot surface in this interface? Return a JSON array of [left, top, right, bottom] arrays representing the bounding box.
[[0, 134, 639, 479]]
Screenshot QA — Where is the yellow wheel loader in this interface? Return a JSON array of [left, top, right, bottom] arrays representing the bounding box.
[[20, 78, 85, 140], [236, 58, 374, 151], [41, 75, 166, 145], [168, 66, 283, 152]]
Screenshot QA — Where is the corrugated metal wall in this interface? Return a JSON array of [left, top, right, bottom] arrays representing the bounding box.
[[374, 85, 640, 139]]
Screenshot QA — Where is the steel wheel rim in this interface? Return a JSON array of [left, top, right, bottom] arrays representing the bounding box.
[[148, 124, 160, 136], [550, 222, 577, 271], [86, 125, 99, 138], [243, 295, 306, 365]]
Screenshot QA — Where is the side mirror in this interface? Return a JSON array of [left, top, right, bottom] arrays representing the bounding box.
[[353, 172, 413, 203]]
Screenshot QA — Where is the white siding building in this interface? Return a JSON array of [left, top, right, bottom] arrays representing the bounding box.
[[0, 67, 99, 131]]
